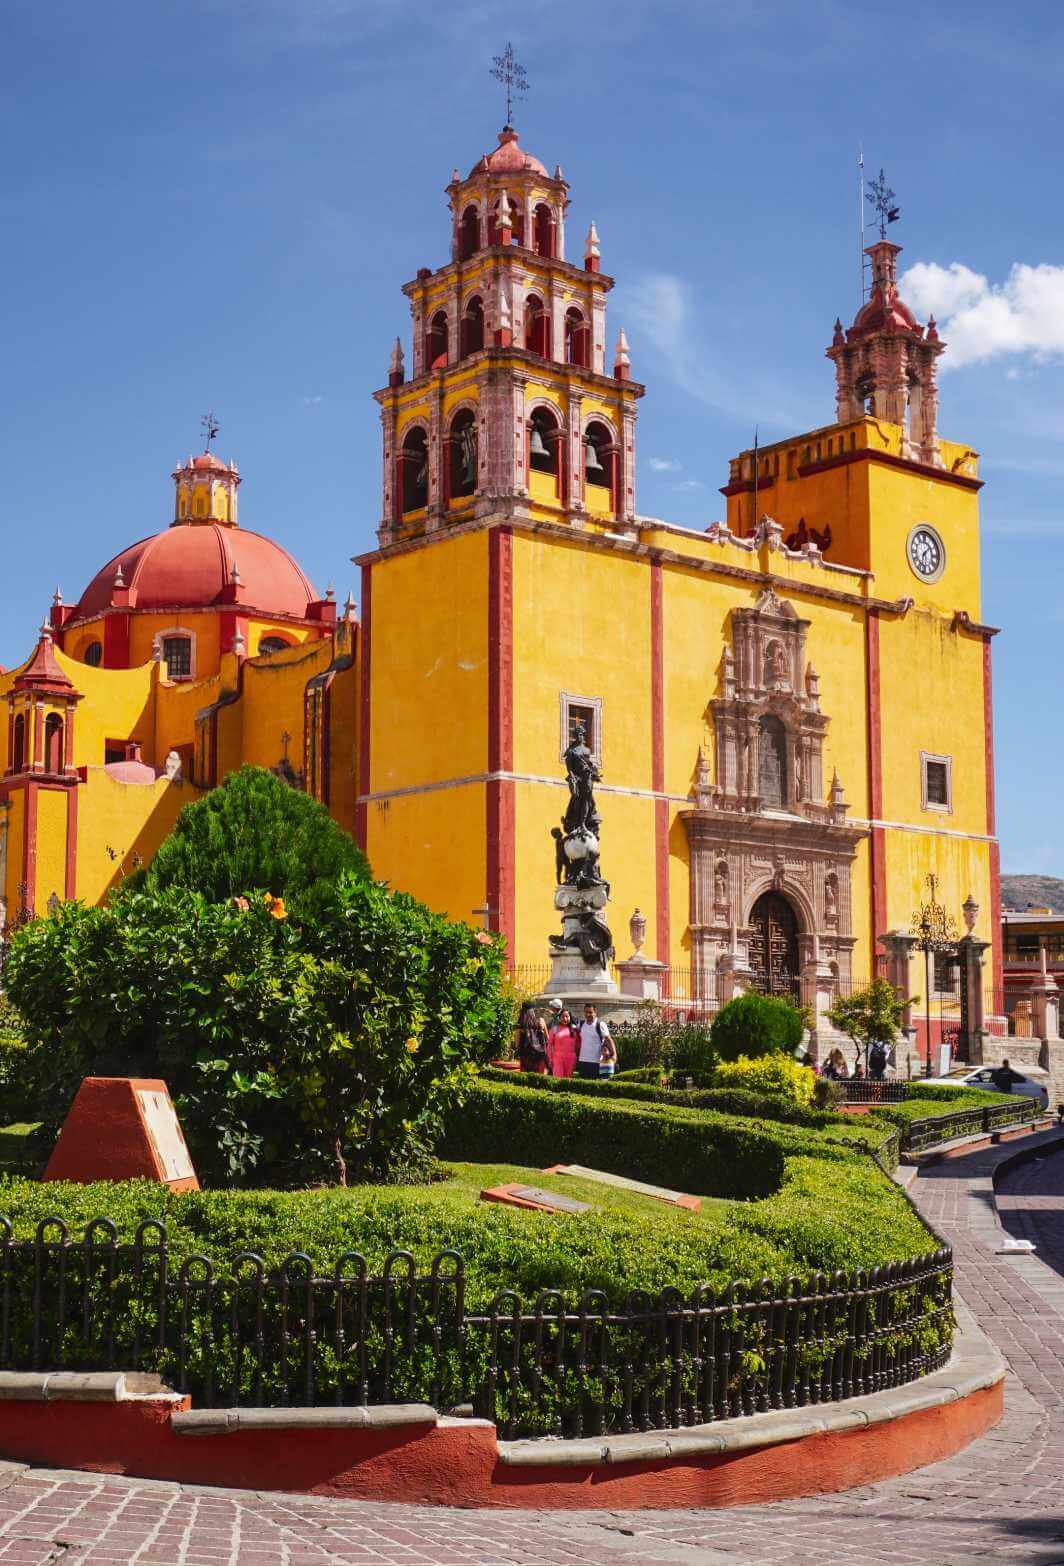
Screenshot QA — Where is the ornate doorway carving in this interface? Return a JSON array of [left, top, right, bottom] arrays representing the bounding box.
[[748, 892, 800, 997]]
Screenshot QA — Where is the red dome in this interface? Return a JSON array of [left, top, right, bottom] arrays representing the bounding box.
[[851, 291, 920, 336], [72, 523, 318, 621], [189, 451, 230, 472], [469, 127, 548, 180]]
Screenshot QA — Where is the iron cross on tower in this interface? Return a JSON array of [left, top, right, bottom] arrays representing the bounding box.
[[201, 411, 220, 450], [866, 169, 901, 241], [491, 42, 528, 127]]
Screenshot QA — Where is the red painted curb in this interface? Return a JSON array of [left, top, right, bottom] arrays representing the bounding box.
[[0, 1381, 1002, 1509]]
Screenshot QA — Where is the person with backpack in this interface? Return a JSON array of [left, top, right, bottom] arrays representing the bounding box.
[[868, 1039, 889, 1080], [576, 1004, 613, 1081]]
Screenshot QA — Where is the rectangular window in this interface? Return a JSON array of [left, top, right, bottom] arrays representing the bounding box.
[[559, 692, 602, 764], [920, 752, 952, 813], [104, 741, 125, 766], [163, 636, 192, 678]]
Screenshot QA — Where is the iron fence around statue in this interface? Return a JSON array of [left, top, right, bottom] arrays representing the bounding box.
[[0, 1218, 952, 1439]]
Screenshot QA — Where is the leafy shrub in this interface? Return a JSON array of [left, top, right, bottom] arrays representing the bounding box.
[[5, 875, 508, 1188], [613, 1065, 666, 1084], [0, 1032, 33, 1125], [612, 1002, 717, 1080], [710, 992, 805, 1061], [125, 765, 369, 915], [712, 1054, 816, 1108]]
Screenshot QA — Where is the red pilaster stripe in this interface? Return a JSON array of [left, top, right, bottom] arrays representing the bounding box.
[[866, 609, 887, 946], [487, 527, 515, 958], [22, 780, 37, 914], [64, 783, 78, 901], [983, 636, 1004, 996], [650, 560, 670, 962], [355, 564, 372, 854]]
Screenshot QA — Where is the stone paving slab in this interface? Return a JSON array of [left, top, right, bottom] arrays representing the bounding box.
[[2, 1133, 1064, 1564]]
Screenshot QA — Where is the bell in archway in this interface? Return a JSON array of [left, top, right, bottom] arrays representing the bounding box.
[[584, 439, 604, 476], [529, 424, 549, 460]]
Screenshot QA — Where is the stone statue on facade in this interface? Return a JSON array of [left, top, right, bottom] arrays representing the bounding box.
[[548, 723, 614, 968]]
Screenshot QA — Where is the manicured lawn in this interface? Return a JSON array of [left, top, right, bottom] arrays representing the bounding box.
[[442, 1160, 735, 1227]]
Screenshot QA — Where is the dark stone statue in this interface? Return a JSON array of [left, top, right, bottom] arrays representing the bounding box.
[[549, 722, 614, 967]]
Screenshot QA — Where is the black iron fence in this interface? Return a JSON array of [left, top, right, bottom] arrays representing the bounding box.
[[901, 1097, 1037, 1155], [838, 1080, 909, 1104], [0, 1218, 952, 1438]]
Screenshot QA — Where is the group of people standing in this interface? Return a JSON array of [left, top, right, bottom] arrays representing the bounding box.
[[517, 1002, 618, 1080]]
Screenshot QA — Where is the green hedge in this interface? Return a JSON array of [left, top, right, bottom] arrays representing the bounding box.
[[478, 1068, 892, 1152], [442, 1078, 862, 1199]]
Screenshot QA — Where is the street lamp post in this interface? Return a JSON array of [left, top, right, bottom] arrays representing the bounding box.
[[910, 873, 959, 1077]]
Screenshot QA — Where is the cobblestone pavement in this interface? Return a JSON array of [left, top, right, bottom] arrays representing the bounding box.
[[3, 1136, 1064, 1566]]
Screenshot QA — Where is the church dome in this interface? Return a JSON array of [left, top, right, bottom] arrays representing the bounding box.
[[71, 522, 318, 621], [469, 126, 548, 179]]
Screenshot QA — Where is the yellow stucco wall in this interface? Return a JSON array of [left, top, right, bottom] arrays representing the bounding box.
[[367, 529, 489, 793], [74, 770, 192, 905], [367, 782, 486, 926], [32, 788, 69, 908]]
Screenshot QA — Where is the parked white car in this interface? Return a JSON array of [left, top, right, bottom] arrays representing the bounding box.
[[933, 1065, 1049, 1112]]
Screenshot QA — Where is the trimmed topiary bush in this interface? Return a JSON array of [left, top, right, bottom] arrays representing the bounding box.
[[441, 1077, 858, 1198], [710, 992, 805, 1062]]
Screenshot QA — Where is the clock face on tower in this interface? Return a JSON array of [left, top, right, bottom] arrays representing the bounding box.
[[906, 524, 945, 584]]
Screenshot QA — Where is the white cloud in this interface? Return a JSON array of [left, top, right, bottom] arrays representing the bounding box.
[[649, 457, 681, 472], [900, 261, 1064, 369], [673, 478, 705, 492], [302, 394, 325, 408]]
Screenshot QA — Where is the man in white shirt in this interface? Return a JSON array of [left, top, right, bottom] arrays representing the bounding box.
[[576, 1003, 612, 1080]]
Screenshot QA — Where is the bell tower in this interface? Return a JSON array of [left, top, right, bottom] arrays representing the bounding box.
[[373, 123, 643, 545], [826, 239, 945, 467]]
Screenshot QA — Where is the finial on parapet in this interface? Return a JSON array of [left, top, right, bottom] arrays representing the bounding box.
[[584, 220, 600, 273], [497, 188, 513, 241], [389, 336, 405, 388], [614, 327, 630, 381]]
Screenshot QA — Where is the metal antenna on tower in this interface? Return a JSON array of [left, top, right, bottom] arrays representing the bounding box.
[[201, 411, 220, 450], [491, 42, 528, 127], [858, 146, 865, 307]]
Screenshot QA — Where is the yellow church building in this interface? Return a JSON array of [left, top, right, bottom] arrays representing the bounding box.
[[0, 121, 1006, 1063]]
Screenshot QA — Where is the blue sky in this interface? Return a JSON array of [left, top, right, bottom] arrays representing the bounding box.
[[3, 0, 1062, 875]]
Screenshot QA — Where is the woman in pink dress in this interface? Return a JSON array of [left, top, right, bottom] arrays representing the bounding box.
[[547, 1008, 579, 1078]]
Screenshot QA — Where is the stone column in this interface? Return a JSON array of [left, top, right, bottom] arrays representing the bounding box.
[[957, 934, 990, 1062], [878, 931, 918, 1065], [566, 392, 585, 513], [800, 935, 837, 1063], [1030, 945, 1061, 1045], [619, 405, 638, 529], [717, 921, 753, 1003]]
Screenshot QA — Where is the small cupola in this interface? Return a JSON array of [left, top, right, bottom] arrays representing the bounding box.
[[172, 436, 241, 527]]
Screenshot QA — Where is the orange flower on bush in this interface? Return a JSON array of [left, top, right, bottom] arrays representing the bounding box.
[[261, 893, 286, 920], [405, 1037, 419, 1054], [232, 896, 249, 912], [475, 931, 493, 946]]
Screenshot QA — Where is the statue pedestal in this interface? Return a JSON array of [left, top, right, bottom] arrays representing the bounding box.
[[544, 947, 617, 997]]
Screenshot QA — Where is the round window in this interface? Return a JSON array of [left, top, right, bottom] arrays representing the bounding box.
[[906, 524, 946, 584], [83, 640, 103, 667]]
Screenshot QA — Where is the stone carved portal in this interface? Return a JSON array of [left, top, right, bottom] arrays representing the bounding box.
[[680, 587, 867, 1010]]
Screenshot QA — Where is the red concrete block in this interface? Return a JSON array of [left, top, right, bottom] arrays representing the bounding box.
[[43, 1077, 199, 1190]]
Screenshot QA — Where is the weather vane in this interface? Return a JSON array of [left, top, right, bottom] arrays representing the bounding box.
[[201, 411, 219, 450], [866, 168, 900, 241], [491, 42, 528, 127]]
